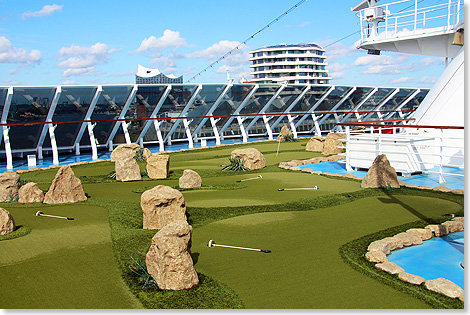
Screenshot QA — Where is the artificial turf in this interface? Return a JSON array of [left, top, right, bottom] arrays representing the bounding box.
[[0, 138, 464, 309]]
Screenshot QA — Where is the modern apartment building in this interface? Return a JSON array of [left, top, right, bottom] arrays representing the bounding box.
[[249, 43, 331, 84], [135, 64, 183, 84]]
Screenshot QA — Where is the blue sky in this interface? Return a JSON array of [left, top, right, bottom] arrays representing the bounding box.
[[0, 0, 446, 87]]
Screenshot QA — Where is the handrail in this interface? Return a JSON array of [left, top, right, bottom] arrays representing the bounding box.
[[0, 109, 415, 127], [338, 122, 463, 130]]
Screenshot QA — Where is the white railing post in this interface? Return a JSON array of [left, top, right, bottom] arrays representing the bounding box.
[[447, 0, 451, 30], [414, 0, 418, 33], [439, 128, 446, 183], [345, 126, 353, 172]]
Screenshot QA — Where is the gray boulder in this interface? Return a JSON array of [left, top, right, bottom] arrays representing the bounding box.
[[115, 157, 141, 182], [18, 182, 44, 203], [146, 154, 170, 179], [141, 185, 187, 230], [321, 133, 345, 155], [361, 154, 400, 189], [276, 125, 292, 142], [425, 278, 463, 299], [146, 220, 199, 290], [110, 144, 141, 162], [365, 250, 388, 263], [399, 272, 425, 285], [375, 262, 405, 275], [305, 136, 325, 152], [406, 228, 433, 241], [0, 172, 20, 202], [43, 165, 87, 204], [0, 207, 15, 235], [179, 169, 202, 189], [231, 148, 266, 170], [393, 232, 423, 246]]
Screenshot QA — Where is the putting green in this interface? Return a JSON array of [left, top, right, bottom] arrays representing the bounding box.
[[182, 172, 360, 207], [192, 195, 461, 309], [0, 204, 142, 309]]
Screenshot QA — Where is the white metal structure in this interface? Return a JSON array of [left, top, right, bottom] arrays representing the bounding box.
[[347, 0, 464, 183], [249, 44, 331, 84]]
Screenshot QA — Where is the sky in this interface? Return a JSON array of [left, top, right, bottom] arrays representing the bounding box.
[[0, 0, 448, 88]]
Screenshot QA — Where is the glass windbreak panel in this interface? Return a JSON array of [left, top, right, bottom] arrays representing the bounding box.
[[217, 84, 255, 138], [333, 87, 375, 123], [360, 87, 395, 120], [0, 88, 7, 117], [268, 85, 303, 134], [387, 89, 429, 120], [86, 85, 133, 146], [8, 87, 56, 150], [380, 88, 414, 113], [315, 86, 352, 112], [159, 85, 198, 141], [290, 86, 330, 135], [43, 86, 96, 148], [117, 85, 167, 143], [185, 84, 226, 137], [240, 85, 279, 135]]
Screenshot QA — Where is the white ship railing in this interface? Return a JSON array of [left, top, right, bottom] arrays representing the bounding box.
[[340, 122, 464, 184], [356, 0, 464, 43]]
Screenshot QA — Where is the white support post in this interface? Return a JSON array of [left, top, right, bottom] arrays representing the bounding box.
[[237, 116, 248, 143], [153, 120, 165, 152], [308, 113, 323, 135], [218, 85, 259, 139], [87, 122, 98, 160], [183, 118, 193, 149], [262, 115, 273, 140], [74, 86, 102, 156], [384, 89, 420, 121], [439, 128, 446, 183], [270, 85, 311, 132], [121, 121, 131, 144], [0, 87, 13, 146], [245, 83, 287, 135], [164, 84, 202, 144], [287, 114, 298, 138], [209, 116, 221, 145], [345, 126, 353, 172], [106, 85, 138, 149], [36, 86, 62, 160], [191, 82, 232, 140], [317, 87, 357, 127], [338, 87, 378, 124], [136, 85, 172, 144], [3, 127, 12, 170], [48, 124, 59, 165], [294, 86, 335, 129], [362, 88, 399, 122]]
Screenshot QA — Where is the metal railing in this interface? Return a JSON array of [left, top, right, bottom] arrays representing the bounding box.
[[340, 121, 464, 184], [357, 0, 464, 42]]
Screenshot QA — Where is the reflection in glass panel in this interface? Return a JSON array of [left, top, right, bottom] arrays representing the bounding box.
[[84, 85, 133, 146], [218, 84, 255, 139], [8, 87, 56, 150], [42, 87, 96, 149], [241, 85, 280, 136], [122, 85, 167, 143], [268, 85, 303, 134], [160, 85, 198, 142], [290, 86, 330, 135]]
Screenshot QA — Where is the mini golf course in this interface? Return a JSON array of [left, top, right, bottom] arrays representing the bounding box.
[[0, 139, 464, 309]]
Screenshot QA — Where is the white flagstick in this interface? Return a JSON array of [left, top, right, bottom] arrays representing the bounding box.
[[35, 211, 74, 220], [278, 186, 318, 191], [207, 240, 271, 253], [276, 138, 281, 156], [236, 175, 262, 182]]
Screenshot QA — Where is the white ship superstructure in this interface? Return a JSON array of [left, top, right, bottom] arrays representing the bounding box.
[[345, 0, 464, 183]]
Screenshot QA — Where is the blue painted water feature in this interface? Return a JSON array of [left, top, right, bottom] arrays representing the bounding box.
[[387, 231, 464, 289], [298, 160, 464, 191]]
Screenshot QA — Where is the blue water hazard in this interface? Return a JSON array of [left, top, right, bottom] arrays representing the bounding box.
[[387, 231, 464, 289], [297, 160, 464, 191]]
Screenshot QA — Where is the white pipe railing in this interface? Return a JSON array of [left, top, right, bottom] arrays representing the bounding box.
[[357, 0, 464, 42], [344, 125, 464, 183]]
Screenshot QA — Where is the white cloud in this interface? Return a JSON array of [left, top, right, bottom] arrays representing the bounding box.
[[299, 21, 310, 28], [62, 80, 77, 85], [322, 42, 358, 62], [134, 30, 187, 53], [363, 64, 401, 75], [2, 78, 21, 85], [419, 57, 444, 67], [390, 77, 414, 84], [353, 54, 410, 75], [0, 36, 42, 64], [420, 76, 437, 84], [62, 67, 95, 77], [57, 42, 117, 77], [186, 40, 244, 60], [21, 4, 63, 20]]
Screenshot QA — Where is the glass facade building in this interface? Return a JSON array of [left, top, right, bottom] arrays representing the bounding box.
[[0, 83, 428, 168]]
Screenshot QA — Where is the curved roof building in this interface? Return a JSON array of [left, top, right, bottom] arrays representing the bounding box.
[[249, 43, 331, 84], [135, 65, 183, 84]]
